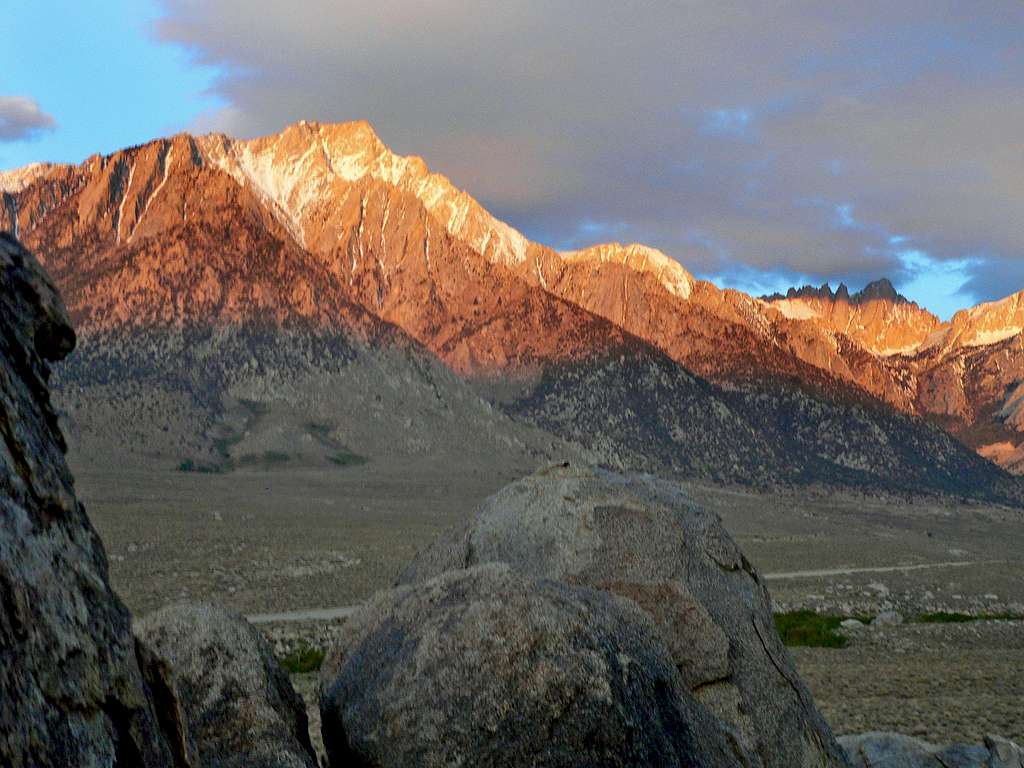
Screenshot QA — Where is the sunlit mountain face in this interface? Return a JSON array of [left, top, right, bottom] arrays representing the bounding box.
[[3, 122, 1024, 497]]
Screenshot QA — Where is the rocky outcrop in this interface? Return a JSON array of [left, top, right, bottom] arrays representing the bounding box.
[[319, 562, 756, 768], [400, 464, 848, 767], [0, 232, 179, 766], [839, 732, 1024, 767], [762, 280, 940, 359], [136, 603, 318, 768], [988, 736, 1024, 767], [0, 233, 315, 767], [764, 279, 908, 306]]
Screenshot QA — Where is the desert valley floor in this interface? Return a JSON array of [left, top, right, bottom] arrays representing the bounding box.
[[72, 453, 1024, 751]]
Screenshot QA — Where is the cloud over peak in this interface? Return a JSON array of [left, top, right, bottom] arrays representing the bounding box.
[[0, 96, 56, 142], [154, 1, 1024, 313]]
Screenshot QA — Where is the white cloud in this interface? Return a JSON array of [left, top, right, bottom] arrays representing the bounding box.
[[0, 96, 56, 141]]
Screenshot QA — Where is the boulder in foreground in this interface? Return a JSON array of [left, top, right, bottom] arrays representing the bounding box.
[[320, 563, 756, 768], [839, 731, 1023, 767], [136, 602, 319, 768], [400, 463, 847, 767], [0, 232, 182, 766]]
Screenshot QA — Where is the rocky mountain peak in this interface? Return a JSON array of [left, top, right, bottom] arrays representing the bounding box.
[[924, 289, 1024, 351], [559, 242, 695, 299], [764, 277, 907, 305], [7, 123, 1024, 477], [760, 277, 940, 357], [197, 120, 531, 266], [856, 277, 902, 304]]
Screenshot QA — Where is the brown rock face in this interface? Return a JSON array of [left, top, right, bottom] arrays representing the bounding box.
[[903, 299, 1024, 470], [764, 287, 940, 357], [0, 233, 181, 767], [760, 284, 1024, 471]]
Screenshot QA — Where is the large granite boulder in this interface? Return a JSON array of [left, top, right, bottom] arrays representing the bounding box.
[[0, 232, 183, 766], [839, 732, 1023, 767], [136, 603, 318, 768], [320, 563, 756, 767], [987, 736, 1024, 768], [400, 463, 847, 767]]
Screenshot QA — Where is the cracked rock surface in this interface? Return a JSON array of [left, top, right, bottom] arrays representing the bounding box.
[[400, 462, 848, 767], [136, 603, 318, 768], [839, 731, 1024, 767], [0, 232, 181, 767], [320, 562, 757, 768]]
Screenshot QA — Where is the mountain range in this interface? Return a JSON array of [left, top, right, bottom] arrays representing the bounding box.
[[3, 120, 1022, 501]]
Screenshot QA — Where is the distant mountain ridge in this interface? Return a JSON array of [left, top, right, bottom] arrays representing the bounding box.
[[762, 277, 908, 305], [2, 120, 1023, 499]]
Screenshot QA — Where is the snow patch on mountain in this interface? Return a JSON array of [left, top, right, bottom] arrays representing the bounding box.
[[875, 343, 922, 357], [922, 290, 1024, 352], [128, 147, 175, 242], [198, 129, 331, 246], [967, 327, 1023, 347], [560, 242, 694, 299], [771, 299, 820, 321], [200, 120, 530, 266], [0, 162, 66, 193]]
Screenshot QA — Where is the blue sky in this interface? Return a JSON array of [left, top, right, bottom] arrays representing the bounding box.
[[0, 1, 220, 167], [4, 1, 1023, 320]]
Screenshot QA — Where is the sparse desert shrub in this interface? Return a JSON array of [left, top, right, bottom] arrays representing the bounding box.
[[327, 450, 368, 467], [177, 459, 228, 474], [212, 434, 242, 459], [913, 611, 1024, 623], [278, 645, 324, 674], [238, 451, 291, 467], [306, 422, 333, 438], [773, 611, 848, 648]]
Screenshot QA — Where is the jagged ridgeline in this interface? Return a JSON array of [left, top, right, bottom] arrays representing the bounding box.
[[3, 121, 1023, 500]]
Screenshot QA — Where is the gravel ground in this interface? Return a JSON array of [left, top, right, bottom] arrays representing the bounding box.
[[270, 615, 1024, 758], [73, 459, 1024, 751], [793, 620, 1024, 744]]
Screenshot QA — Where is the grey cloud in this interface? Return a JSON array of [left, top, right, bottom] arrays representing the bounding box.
[[0, 96, 56, 141], [155, 1, 1024, 306], [961, 260, 1024, 312]]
